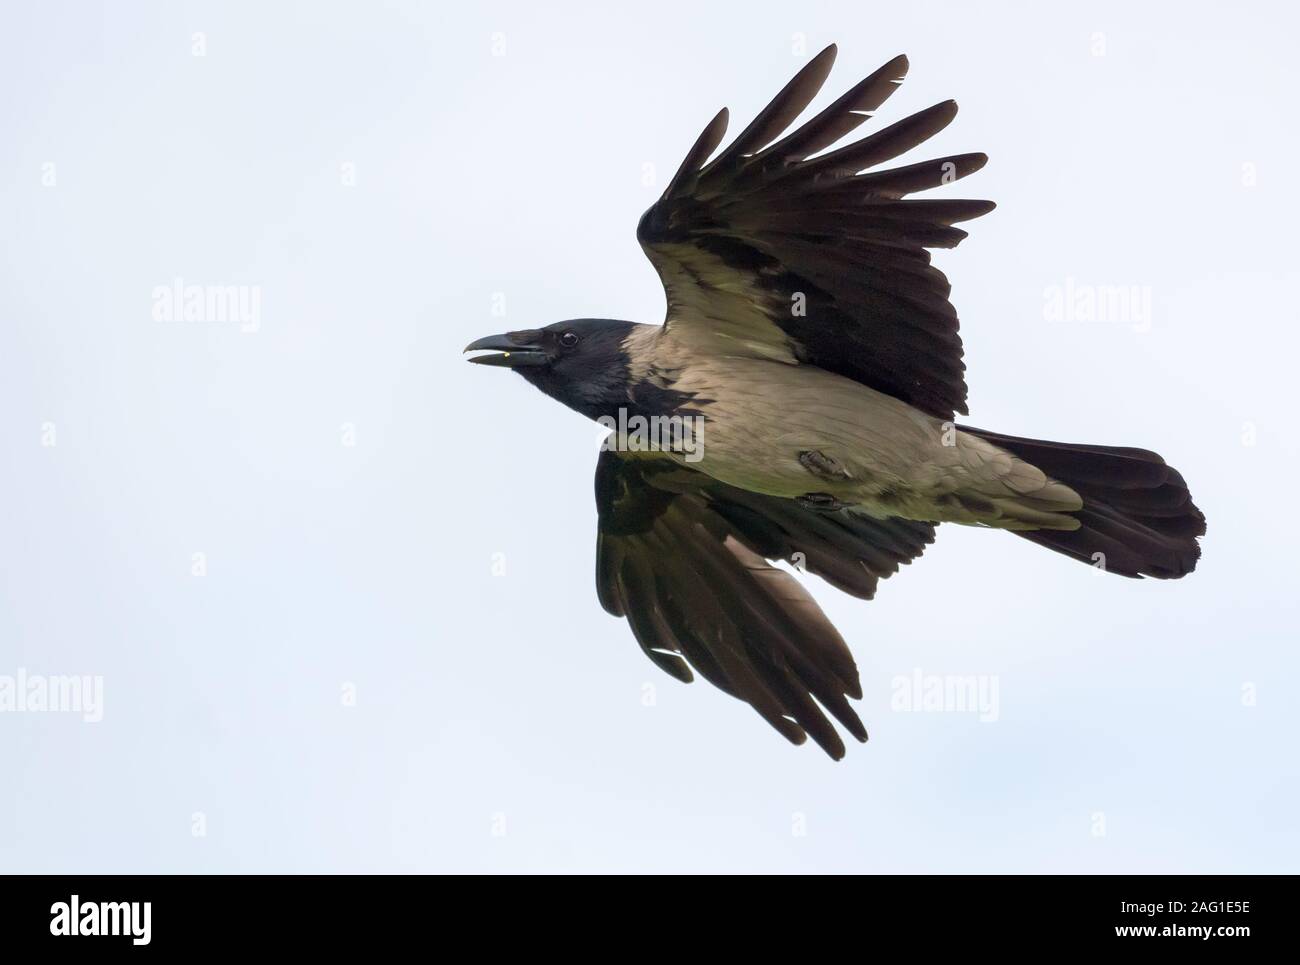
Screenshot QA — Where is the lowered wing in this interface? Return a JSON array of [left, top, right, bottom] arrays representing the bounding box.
[[594, 448, 934, 759]]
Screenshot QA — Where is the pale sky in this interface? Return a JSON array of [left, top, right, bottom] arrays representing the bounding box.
[[1, 0, 1296, 872]]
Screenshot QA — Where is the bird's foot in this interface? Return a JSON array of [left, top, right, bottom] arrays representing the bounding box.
[[797, 492, 847, 512]]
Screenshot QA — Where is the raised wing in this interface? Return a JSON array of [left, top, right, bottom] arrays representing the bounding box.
[[594, 448, 934, 759], [637, 45, 993, 420]]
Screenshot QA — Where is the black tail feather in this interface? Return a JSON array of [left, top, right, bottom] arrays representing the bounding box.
[[961, 426, 1206, 579]]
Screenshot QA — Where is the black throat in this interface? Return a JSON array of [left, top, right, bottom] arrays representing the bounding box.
[[514, 320, 709, 425], [514, 320, 637, 422]]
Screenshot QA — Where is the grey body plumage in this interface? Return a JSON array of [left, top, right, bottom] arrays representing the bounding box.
[[466, 46, 1205, 760]]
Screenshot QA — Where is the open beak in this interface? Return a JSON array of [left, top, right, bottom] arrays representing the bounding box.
[[464, 332, 549, 368]]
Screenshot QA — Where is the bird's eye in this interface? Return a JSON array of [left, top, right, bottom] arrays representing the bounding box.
[[559, 331, 580, 348]]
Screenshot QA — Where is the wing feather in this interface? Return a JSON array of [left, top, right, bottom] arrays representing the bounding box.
[[638, 47, 993, 419], [701, 43, 838, 173], [752, 53, 910, 164], [594, 450, 934, 759]]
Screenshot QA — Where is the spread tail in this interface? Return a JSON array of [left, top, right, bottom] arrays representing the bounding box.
[[960, 426, 1206, 579]]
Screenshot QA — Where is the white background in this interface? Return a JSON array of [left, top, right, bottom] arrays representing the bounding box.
[[1, 0, 1296, 872]]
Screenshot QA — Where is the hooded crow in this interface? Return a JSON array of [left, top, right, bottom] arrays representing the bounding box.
[[466, 45, 1206, 760]]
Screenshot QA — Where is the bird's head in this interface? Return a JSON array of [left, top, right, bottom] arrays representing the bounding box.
[[464, 318, 641, 420]]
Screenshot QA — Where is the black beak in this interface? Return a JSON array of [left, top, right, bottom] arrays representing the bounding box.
[[464, 332, 549, 368]]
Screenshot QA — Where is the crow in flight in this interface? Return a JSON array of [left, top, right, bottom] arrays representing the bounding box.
[[466, 46, 1205, 759]]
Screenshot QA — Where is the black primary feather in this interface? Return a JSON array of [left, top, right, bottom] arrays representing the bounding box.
[[594, 450, 932, 759], [639, 46, 993, 420]]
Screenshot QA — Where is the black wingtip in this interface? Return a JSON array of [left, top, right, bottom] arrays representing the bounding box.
[[662, 106, 730, 199], [778, 720, 808, 747], [822, 730, 848, 760]]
